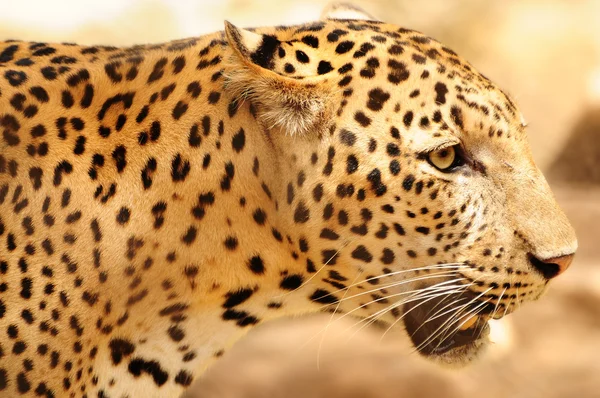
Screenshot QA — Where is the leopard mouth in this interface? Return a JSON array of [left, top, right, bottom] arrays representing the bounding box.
[[403, 290, 498, 358]]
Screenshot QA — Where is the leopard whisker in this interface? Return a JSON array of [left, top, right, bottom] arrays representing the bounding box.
[[490, 287, 507, 321], [347, 282, 471, 341], [423, 288, 494, 352], [417, 275, 486, 324], [411, 287, 493, 353], [502, 295, 513, 319], [340, 280, 471, 329], [317, 270, 465, 309], [299, 279, 467, 353], [316, 270, 363, 370], [311, 264, 468, 306], [340, 282, 471, 342], [431, 297, 493, 352], [339, 263, 468, 290], [378, 284, 475, 342]]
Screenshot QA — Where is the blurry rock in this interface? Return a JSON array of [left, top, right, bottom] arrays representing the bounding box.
[[548, 107, 600, 186]]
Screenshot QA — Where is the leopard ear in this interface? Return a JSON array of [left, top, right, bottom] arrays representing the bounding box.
[[320, 2, 378, 21], [223, 21, 334, 136]]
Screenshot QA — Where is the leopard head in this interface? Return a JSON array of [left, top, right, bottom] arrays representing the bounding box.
[[223, 3, 576, 365]]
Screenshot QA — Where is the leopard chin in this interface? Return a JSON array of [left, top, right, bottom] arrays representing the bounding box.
[[425, 324, 491, 367]]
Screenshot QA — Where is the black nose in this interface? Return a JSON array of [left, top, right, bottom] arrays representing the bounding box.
[[528, 253, 574, 280]]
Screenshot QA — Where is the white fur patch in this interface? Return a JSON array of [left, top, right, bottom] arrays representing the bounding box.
[[320, 2, 377, 21]]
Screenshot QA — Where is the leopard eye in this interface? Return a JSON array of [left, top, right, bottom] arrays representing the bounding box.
[[427, 145, 462, 172]]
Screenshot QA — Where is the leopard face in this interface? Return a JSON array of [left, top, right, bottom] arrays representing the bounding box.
[[0, 3, 576, 396], [223, 6, 576, 363]]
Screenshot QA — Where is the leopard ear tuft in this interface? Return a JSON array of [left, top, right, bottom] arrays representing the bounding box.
[[320, 2, 378, 21], [224, 21, 271, 68], [223, 21, 334, 137]]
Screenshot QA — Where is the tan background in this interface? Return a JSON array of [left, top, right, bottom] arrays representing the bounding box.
[[2, 1, 598, 397]]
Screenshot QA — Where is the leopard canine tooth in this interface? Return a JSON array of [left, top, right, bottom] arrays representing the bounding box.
[[458, 315, 479, 331]]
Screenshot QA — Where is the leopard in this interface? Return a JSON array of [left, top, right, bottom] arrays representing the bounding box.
[[0, 2, 577, 397]]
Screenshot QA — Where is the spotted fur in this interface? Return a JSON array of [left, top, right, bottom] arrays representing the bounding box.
[[0, 4, 576, 397]]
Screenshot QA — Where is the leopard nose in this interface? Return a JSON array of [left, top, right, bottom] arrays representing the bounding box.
[[528, 253, 574, 280]]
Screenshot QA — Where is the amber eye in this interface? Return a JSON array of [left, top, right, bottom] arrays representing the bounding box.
[[427, 145, 461, 171]]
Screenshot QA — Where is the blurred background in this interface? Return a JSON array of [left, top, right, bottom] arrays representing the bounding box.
[[1, 1, 598, 397]]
